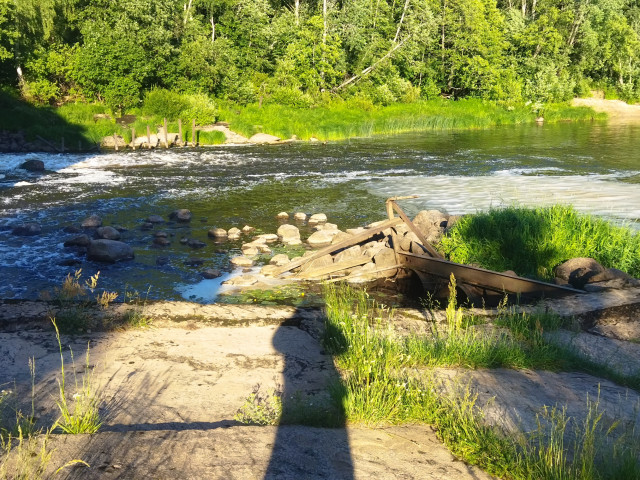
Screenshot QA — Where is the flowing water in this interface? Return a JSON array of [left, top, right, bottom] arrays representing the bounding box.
[[1, 122, 639, 301]]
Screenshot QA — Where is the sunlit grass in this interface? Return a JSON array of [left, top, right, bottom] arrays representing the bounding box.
[[218, 99, 603, 141], [439, 205, 640, 280]]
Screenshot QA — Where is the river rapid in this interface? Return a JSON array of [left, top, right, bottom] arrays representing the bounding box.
[[1, 122, 639, 301]]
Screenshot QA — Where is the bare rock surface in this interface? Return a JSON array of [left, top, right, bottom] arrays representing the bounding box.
[[0, 322, 490, 480], [535, 287, 640, 341], [546, 329, 640, 377], [432, 367, 640, 436]]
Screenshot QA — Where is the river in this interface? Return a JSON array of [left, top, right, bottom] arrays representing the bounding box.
[[1, 122, 639, 301]]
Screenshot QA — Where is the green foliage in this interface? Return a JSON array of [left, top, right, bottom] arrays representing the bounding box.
[[439, 205, 640, 280]]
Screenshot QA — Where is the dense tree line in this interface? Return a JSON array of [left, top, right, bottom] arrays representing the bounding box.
[[0, 0, 639, 111]]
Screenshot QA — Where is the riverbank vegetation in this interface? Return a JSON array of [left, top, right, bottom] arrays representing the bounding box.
[[0, 0, 637, 145], [439, 205, 640, 280], [322, 282, 640, 479]]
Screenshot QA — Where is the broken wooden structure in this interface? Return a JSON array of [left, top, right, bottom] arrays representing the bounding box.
[[274, 197, 583, 302]]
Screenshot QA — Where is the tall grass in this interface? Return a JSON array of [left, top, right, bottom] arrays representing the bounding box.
[[322, 282, 640, 479], [439, 205, 640, 280], [51, 319, 101, 434], [218, 99, 603, 141]]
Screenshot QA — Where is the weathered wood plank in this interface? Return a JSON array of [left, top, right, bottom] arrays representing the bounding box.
[[273, 217, 403, 276], [297, 256, 370, 280]]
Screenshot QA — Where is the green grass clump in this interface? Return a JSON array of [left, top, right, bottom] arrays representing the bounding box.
[[197, 130, 226, 145], [322, 282, 640, 479], [439, 205, 640, 280], [52, 319, 101, 435]]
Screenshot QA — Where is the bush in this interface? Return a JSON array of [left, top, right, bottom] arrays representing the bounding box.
[[184, 93, 217, 125], [439, 205, 640, 280], [22, 80, 60, 105], [142, 88, 189, 119]]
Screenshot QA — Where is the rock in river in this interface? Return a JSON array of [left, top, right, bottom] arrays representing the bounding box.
[[96, 226, 121, 240], [169, 209, 192, 223], [19, 159, 45, 172], [12, 222, 41, 236], [81, 215, 103, 228], [87, 239, 134, 263]]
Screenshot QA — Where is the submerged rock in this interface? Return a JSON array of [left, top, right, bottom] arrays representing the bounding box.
[[87, 239, 134, 263], [81, 215, 103, 228], [147, 215, 165, 224], [12, 222, 41, 236], [19, 159, 44, 172], [169, 209, 192, 223]]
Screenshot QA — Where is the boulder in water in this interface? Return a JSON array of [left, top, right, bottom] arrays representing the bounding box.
[[64, 234, 91, 248], [19, 159, 44, 172], [12, 222, 41, 236], [87, 239, 134, 263], [81, 215, 102, 228], [96, 226, 121, 240], [169, 209, 192, 223]]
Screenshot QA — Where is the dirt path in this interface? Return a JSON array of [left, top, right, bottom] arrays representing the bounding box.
[[572, 98, 640, 123]]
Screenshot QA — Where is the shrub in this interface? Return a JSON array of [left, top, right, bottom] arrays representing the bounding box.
[[142, 88, 189, 119]]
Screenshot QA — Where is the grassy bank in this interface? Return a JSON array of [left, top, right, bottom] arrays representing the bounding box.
[[322, 282, 640, 479], [0, 88, 605, 150], [219, 99, 605, 141], [439, 205, 640, 280]]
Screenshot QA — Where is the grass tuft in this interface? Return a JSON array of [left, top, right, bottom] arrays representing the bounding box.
[[51, 319, 102, 435]]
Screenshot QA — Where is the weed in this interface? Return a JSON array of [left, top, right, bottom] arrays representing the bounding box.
[[234, 385, 283, 426], [51, 319, 101, 434], [0, 426, 53, 480]]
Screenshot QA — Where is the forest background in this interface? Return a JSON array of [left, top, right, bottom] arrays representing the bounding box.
[[0, 0, 639, 128]]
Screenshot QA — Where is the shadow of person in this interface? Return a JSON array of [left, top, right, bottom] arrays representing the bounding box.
[[264, 315, 354, 479]]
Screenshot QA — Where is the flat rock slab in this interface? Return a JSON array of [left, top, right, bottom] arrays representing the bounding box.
[[0, 301, 324, 330], [46, 425, 491, 479], [1, 323, 490, 480], [0, 325, 337, 429], [546, 329, 640, 377], [433, 368, 640, 436], [535, 287, 640, 340]]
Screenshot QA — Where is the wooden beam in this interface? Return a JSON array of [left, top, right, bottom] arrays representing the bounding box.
[[297, 256, 370, 280], [273, 217, 403, 276]]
